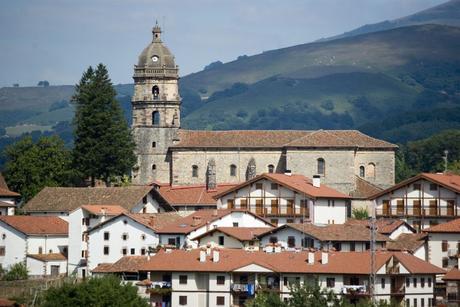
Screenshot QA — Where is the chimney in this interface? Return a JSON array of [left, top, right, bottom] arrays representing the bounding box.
[[192, 216, 202, 227], [313, 175, 321, 188], [321, 251, 328, 264], [308, 252, 315, 265], [285, 170, 292, 176], [213, 250, 220, 262], [212, 209, 218, 216], [200, 249, 206, 262]]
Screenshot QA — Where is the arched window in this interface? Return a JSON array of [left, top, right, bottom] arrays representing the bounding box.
[[367, 163, 376, 178], [152, 164, 156, 171], [230, 164, 237, 176], [152, 85, 159, 99], [359, 166, 365, 178], [268, 164, 274, 173], [317, 158, 325, 175], [192, 165, 198, 178], [152, 111, 160, 126]]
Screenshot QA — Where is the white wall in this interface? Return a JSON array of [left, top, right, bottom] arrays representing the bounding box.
[[0, 221, 26, 269], [313, 199, 347, 225], [27, 257, 67, 276], [427, 232, 460, 269]]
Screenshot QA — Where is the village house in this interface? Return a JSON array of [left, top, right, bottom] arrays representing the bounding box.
[[386, 233, 428, 261], [85, 212, 181, 273], [345, 218, 416, 240], [257, 223, 389, 251], [215, 173, 352, 226], [443, 269, 460, 306], [192, 227, 272, 250], [0, 173, 20, 216], [0, 216, 68, 276], [155, 209, 274, 248], [113, 248, 444, 307], [371, 173, 460, 231]]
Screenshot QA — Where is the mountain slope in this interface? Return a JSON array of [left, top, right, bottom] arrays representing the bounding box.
[[320, 0, 460, 41]]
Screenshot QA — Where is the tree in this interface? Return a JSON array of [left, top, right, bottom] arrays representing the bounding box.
[[3, 135, 75, 201], [37, 80, 50, 87], [3, 262, 28, 281], [40, 275, 149, 307], [245, 290, 285, 307], [352, 207, 369, 220], [72, 64, 136, 186]]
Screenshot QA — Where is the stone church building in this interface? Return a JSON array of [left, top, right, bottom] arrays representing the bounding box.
[[131, 24, 397, 195]]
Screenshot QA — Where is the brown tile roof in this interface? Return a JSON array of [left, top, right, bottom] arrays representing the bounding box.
[[155, 183, 237, 206], [214, 173, 351, 200], [425, 218, 460, 233], [23, 186, 154, 213], [140, 249, 444, 275], [345, 218, 414, 235], [156, 209, 273, 234], [386, 233, 427, 253], [173, 130, 397, 149], [27, 253, 67, 262], [266, 223, 389, 242], [80, 205, 127, 215], [193, 227, 273, 242], [88, 212, 182, 233], [349, 176, 382, 199], [0, 216, 68, 235], [371, 172, 460, 199], [0, 173, 20, 197], [443, 268, 460, 281], [92, 256, 149, 273]]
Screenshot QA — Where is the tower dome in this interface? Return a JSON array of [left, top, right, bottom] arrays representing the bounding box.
[[137, 22, 176, 69]]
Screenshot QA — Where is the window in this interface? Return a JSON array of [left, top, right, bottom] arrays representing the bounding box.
[[302, 237, 314, 248], [350, 242, 355, 252], [442, 240, 448, 252], [255, 183, 263, 190], [332, 242, 341, 251], [168, 238, 176, 245], [152, 141, 156, 148], [428, 277, 432, 287], [421, 298, 424, 307], [103, 246, 109, 255], [233, 222, 239, 227], [227, 199, 234, 209], [218, 236, 225, 246], [179, 275, 188, 284], [413, 183, 421, 190], [152, 85, 159, 99], [130, 248, 135, 255], [38, 247, 43, 254], [123, 219, 128, 225], [405, 299, 410, 307], [359, 166, 365, 177], [216, 296, 225, 306], [406, 278, 410, 287], [328, 200, 335, 207], [326, 277, 335, 288], [270, 219, 278, 226], [141, 234, 146, 240], [141, 248, 146, 255], [268, 164, 274, 173], [104, 232, 110, 241], [381, 278, 385, 289], [287, 219, 294, 223], [269, 236, 278, 244], [271, 183, 278, 190], [230, 164, 237, 176], [413, 298, 417, 307], [217, 275, 225, 285], [0, 246, 5, 256], [152, 111, 160, 126], [421, 277, 425, 288], [366, 163, 375, 178], [122, 233, 129, 241], [143, 196, 148, 204], [413, 277, 417, 288], [122, 248, 127, 255], [317, 158, 325, 175], [442, 257, 449, 268], [429, 183, 437, 191], [152, 164, 156, 171], [365, 242, 370, 250], [287, 236, 296, 248], [179, 296, 187, 306], [192, 165, 198, 177]]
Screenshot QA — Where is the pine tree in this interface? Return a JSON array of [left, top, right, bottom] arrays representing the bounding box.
[[73, 64, 136, 186]]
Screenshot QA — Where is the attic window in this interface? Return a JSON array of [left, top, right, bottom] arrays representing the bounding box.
[[123, 220, 128, 225], [268, 164, 274, 173]]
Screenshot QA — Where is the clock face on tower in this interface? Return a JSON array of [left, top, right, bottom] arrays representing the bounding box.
[[152, 55, 159, 62]]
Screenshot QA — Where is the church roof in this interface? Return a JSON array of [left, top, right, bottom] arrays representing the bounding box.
[[136, 23, 176, 69], [173, 130, 396, 149]]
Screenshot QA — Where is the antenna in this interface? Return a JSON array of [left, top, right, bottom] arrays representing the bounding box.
[[444, 150, 449, 173]]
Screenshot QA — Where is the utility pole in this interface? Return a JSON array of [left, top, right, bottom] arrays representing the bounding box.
[[444, 150, 449, 173], [369, 200, 377, 305]]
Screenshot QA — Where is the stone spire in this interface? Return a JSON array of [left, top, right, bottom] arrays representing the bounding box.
[[206, 159, 217, 191], [246, 158, 256, 181], [152, 20, 162, 42]]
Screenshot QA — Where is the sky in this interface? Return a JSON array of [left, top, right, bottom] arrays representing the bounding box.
[[0, 0, 447, 87]]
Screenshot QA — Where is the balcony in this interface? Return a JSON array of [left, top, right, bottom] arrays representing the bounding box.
[[341, 285, 368, 296], [390, 285, 405, 297], [376, 206, 459, 218], [231, 283, 255, 294], [448, 249, 459, 258]]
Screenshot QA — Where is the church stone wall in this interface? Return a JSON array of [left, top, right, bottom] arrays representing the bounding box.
[[171, 149, 285, 186], [286, 149, 355, 194], [354, 150, 395, 189]]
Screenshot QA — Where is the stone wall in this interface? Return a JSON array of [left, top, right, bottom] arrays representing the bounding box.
[[354, 150, 395, 189]]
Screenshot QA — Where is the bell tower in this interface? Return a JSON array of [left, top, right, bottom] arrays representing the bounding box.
[[131, 22, 181, 184]]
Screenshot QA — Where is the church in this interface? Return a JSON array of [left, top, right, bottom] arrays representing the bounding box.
[[131, 24, 397, 195]]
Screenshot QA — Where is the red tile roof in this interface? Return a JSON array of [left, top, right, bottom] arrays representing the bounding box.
[[214, 173, 351, 200], [443, 268, 460, 281], [174, 130, 397, 149], [371, 173, 460, 199], [264, 223, 389, 242], [27, 253, 67, 262], [155, 183, 237, 206], [193, 227, 273, 242], [80, 205, 127, 215], [156, 209, 273, 234], [92, 256, 149, 273], [140, 249, 444, 275], [0, 173, 20, 197], [424, 218, 460, 233], [0, 216, 68, 235]]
